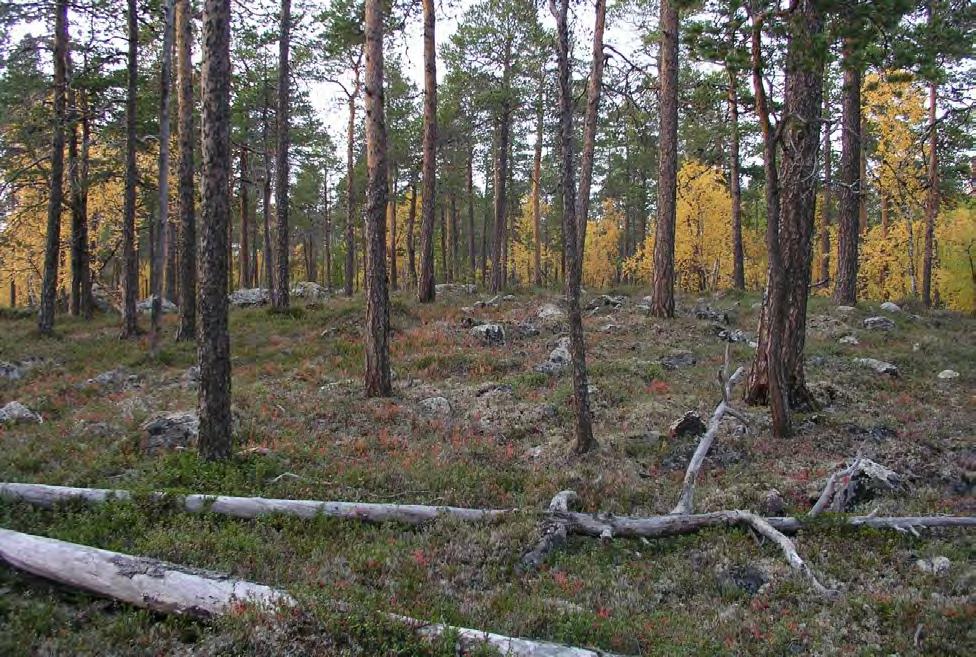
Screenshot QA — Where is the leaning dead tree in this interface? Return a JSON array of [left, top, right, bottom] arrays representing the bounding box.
[[671, 345, 749, 515], [0, 528, 623, 657]]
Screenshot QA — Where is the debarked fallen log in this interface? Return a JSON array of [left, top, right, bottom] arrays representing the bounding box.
[[3, 482, 973, 539], [0, 482, 509, 524], [0, 528, 623, 657]]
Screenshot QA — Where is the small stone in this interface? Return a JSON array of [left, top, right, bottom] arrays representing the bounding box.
[[418, 396, 452, 418], [537, 303, 565, 321], [863, 316, 895, 331], [470, 323, 505, 346], [228, 288, 270, 307], [600, 322, 620, 333], [87, 368, 142, 391], [534, 337, 571, 375], [937, 369, 960, 380], [0, 401, 42, 425], [136, 296, 178, 314], [181, 365, 201, 388], [839, 335, 859, 345], [660, 350, 697, 370], [669, 411, 707, 438], [880, 301, 901, 313], [0, 362, 23, 381], [435, 283, 477, 295], [141, 411, 199, 454], [290, 281, 329, 300], [854, 357, 899, 377], [760, 489, 786, 516], [916, 556, 951, 575], [835, 305, 856, 314]]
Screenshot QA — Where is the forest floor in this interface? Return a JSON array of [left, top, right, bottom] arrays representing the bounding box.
[[0, 286, 973, 656]]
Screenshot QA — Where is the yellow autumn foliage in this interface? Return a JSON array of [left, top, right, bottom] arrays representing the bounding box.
[[936, 204, 976, 314], [582, 199, 622, 288]]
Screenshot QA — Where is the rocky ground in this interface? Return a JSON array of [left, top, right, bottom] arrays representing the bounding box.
[[0, 286, 973, 656]]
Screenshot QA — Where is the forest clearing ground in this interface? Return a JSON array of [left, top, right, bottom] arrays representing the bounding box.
[[0, 288, 973, 656]]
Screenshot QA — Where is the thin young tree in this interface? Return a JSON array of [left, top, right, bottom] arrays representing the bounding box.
[[417, 0, 437, 302], [120, 0, 139, 338], [38, 0, 68, 336], [272, 0, 292, 311], [551, 0, 595, 454], [198, 0, 234, 460], [363, 0, 392, 396], [576, 0, 606, 262], [67, 56, 92, 318], [175, 0, 196, 342], [649, 0, 679, 318], [150, 0, 175, 353]]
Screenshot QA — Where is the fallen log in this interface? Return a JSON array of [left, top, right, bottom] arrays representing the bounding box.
[[671, 345, 749, 515], [0, 528, 622, 657], [3, 483, 973, 539], [0, 528, 292, 617], [0, 482, 509, 525]]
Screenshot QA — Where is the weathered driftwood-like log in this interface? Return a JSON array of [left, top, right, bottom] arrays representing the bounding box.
[[393, 614, 623, 657], [0, 528, 622, 657], [559, 510, 976, 538], [519, 490, 579, 573], [671, 345, 748, 515], [810, 458, 902, 516], [0, 528, 293, 617], [735, 511, 836, 598], [0, 482, 508, 525]]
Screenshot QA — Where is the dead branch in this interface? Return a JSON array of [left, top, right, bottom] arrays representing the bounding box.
[[519, 490, 579, 573], [809, 458, 902, 516], [0, 528, 622, 657], [671, 344, 748, 515]]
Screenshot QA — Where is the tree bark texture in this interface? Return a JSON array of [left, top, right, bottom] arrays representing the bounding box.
[[650, 0, 679, 318], [150, 0, 174, 353], [363, 0, 392, 397], [833, 52, 861, 305], [729, 70, 745, 290], [576, 0, 606, 264], [272, 0, 291, 311], [197, 0, 233, 460], [418, 0, 437, 303], [120, 0, 139, 338], [175, 0, 196, 341]]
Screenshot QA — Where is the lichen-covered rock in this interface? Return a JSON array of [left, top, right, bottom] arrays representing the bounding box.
[[228, 288, 270, 307], [0, 401, 41, 425], [669, 411, 707, 438], [534, 337, 571, 375], [838, 335, 859, 345], [937, 369, 960, 380], [470, 323, 505, 346], [291, 281, 329, 300], [915, 556, 951, 575], [863, 316, 895, 331], [0, 362, 23, 381], [660, 350, 696, 370], [91, 283, 118, 313], [880, 301, 901, 313], [536, 303, 565, 322], [835, 305, 856, 314], [435, 283, 477, 295], [854, 357, 899, 376], [418, 396, 452, 418], [86, 368, 142, 391], [136, 296, 178, 314], [141, 412, 199, 454]]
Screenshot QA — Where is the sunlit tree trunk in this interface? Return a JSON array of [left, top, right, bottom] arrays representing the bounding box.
[[417, 0, 437, 302], [198, 0, 233, 460], [729, 70, 745, 290], [406, 175, 418, 288], [363, 0, 392, 397], [833, 46, 861, 305], [175, 0, 196, 341], [922, 80, 938, 307], [650, 0, 678, 318], [531, 80, 543, 287]]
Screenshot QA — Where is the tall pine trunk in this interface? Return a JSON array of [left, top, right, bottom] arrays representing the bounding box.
[[39, 0, 68, 336], [150, 0, 174, 353], [467, 147, 476, 284], [323, 171, 332, 288], [531, 79, 543, 287], [729, 70, 745, 290], [239, 145, 251, 289], [833, 48, 861, 305], [344, 63, 361, 297], [819, 113, 832, 286], [175, 0, 196, 341], [272, 0, 291, 310], [650, 0, 678, 318], [198, 0, 233, 460], [120, 0, 139, 338], [406, 176, 418, 287], [553, 0, 594, 454], [69, 77, 92, 317], [922, 80, 938, 307], [490, 50, 512, 293], [363, 0, 392, 397], [388, 164, 398, 290], [261, 74, 274, 291], [417, 0, 437, 302]]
